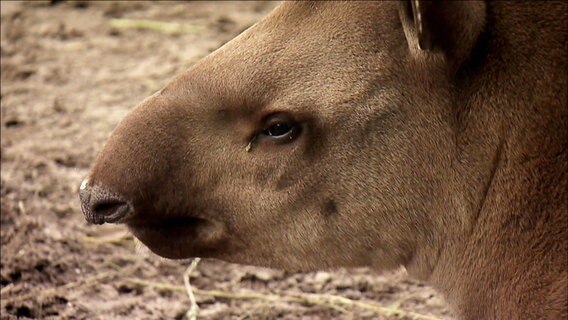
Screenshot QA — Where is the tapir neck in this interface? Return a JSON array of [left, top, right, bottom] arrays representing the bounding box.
[[430, 153, 567, 319], [429, 2, 568, 317], [405, 11, 567, 313]]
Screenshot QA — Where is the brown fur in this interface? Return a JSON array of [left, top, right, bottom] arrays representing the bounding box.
[[81, 1, 568, 319]]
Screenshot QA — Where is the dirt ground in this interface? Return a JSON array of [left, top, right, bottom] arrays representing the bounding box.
[[0, 2, 454, 319]]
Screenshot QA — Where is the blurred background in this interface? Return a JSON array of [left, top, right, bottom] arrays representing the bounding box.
[[1, 1, 451, 319]]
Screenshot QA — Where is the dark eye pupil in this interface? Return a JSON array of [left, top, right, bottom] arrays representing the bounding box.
[[265, 123, 291, 136]]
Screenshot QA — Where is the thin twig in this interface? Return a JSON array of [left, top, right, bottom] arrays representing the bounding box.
[[0, 284, 15, 296], [17, 201, 26, 215], [109, 19, 204, 35], [184, 258, 201, 320], [122, 278, 440, 320], [81, 234, 133, 245]]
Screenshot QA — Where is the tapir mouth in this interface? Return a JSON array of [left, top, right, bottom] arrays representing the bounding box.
[[127, 215, 205, 234], [125, 215, 220, 259]]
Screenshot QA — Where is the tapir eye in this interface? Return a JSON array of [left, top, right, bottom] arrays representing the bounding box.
[[263, 123, 292, 137], [258, 113, 301, 144]]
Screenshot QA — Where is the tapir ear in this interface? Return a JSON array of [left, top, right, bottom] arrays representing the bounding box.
[[399, 0, 487, 68]]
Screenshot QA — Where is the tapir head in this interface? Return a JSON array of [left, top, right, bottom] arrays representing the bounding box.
[[80, 1, 486, 272]]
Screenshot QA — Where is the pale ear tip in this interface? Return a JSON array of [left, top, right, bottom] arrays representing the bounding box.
[[418, 39, 425, 51]]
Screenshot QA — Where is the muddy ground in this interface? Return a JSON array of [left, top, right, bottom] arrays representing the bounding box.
[[0, 2, 453, 319]]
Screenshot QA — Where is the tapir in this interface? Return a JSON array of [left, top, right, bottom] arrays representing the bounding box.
[[80, 1, 568, 319]]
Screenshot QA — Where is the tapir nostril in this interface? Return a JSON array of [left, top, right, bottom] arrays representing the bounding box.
[[79, 179, 132, 225], [92, 200, 130, 223]]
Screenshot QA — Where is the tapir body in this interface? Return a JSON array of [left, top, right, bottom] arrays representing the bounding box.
[[80, 1, 568, 319]]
